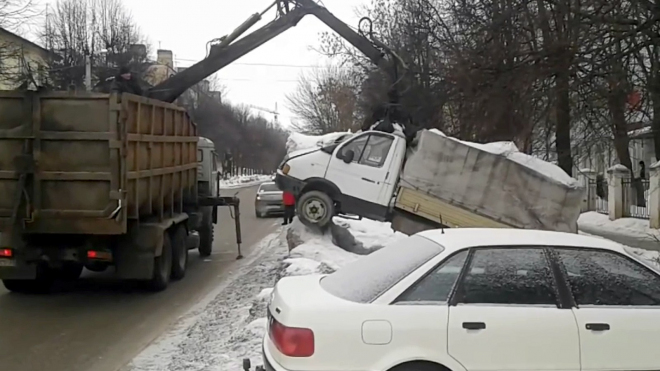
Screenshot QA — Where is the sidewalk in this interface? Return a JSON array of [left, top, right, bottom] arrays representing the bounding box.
[[578, 212, 660, 252]]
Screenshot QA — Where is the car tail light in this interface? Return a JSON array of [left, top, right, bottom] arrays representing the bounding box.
[[269, 316, 314, 357]]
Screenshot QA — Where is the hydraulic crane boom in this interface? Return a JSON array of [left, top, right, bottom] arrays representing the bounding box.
[[148, 0, 395, 103]]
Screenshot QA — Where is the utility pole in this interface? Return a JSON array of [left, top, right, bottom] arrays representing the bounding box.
[[84, 55, 92, 91]]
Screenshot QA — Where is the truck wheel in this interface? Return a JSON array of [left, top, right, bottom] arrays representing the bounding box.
[[56, 262, 84, 280], [147, 232, 172, 292], [198, 224, 213, 258], [170, 226, 188, 280], [3, 264, 55, 294], [297, 190, 334, 228]]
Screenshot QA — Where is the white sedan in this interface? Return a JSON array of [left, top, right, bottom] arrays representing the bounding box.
[[262, 228, 660, 371]]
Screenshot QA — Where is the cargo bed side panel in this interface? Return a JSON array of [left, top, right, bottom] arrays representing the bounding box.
[[0, 92, 198, 235]]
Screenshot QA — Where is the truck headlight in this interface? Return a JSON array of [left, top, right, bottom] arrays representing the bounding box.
[[282, 164, 290, 175]]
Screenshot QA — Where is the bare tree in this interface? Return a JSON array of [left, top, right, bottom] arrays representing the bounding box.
[[286, 64, 361, 134], [42, 0, 150, 90], [0, 0, 46, 89]]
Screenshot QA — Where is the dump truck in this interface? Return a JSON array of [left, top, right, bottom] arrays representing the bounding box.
[[275, 129, 584, 235], [0, 91, 242, 293]]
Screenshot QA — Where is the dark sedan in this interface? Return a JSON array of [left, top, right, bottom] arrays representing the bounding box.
[[255, 182, 284, 218]]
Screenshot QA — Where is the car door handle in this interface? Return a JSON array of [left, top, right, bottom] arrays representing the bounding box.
[[586, 323, 610, 331], [462, 322, 486, 330], [361, 177, 375, 183]]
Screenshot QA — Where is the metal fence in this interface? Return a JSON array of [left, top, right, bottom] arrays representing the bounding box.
[[588, 179, 609, 215], [622, 178, 650, 219]]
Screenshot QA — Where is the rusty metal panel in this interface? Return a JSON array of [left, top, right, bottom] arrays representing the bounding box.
[[0, 91, 198, 235]]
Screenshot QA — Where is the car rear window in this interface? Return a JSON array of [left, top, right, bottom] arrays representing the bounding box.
[[320, 235, 444, 303], [259, 183, 280, 192]]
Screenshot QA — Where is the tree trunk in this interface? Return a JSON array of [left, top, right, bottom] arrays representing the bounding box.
[[608, 87, 633, 171], [555, 69, 573, 176]]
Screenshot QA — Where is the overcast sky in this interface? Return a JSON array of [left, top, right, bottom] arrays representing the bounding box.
[[123, 0, 367, 128]]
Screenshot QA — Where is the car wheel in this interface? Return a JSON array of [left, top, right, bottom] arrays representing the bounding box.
[[296, 190, 334, 229]]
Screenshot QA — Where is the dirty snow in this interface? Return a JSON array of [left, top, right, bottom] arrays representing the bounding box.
[[428, 129, 579, 187], [332, 217, 407, 251], [129, 215, 396, 371], [286, 131, 353, 154], [578, 211, 660, 240], [220, 174, 273, 189]]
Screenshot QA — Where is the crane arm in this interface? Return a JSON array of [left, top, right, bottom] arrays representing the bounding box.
[[148, 5, 308, 102], [148, 0, 398, 103]]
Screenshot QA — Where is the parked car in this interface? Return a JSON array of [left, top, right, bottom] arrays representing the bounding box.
[[262, 228, 660, 371], [255, 182, 284, 218]]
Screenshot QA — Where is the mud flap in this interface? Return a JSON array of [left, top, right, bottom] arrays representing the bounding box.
[[0, 264, 37, 280]]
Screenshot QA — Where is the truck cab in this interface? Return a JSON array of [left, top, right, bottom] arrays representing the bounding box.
[[276, 131, 407, 227], [198, 137, 221, 197]]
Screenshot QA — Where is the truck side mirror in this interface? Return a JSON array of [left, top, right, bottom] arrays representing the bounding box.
[[343, 150, 355, 164]]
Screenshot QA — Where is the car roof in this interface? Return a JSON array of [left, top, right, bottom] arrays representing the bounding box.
[[416, 228, 626, 254]]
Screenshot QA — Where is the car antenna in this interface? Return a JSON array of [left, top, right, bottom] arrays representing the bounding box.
[[439, 214, 445, 234]]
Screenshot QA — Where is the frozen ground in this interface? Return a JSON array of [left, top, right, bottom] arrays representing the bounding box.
[[127, 217, 396, 371], [220, 174, 273, 189]]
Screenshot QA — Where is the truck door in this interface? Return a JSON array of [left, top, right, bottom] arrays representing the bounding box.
[[325, 132, 395, 208]]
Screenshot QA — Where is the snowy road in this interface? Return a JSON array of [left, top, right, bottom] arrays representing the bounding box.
[[0, 185, 278, 371]]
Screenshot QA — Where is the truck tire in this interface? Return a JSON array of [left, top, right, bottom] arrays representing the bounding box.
[[147, 232, 172, 292], [198, 224, 213, 258], [56, 262, 84, 280], [297, 190, 334, 229], [170, 225, 188, 280], [2, 264, 55, 294]]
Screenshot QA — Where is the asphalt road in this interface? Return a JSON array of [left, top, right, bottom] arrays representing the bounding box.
[[0, 185, 279, 371]]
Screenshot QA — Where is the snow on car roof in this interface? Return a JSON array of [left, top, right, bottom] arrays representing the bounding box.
[[417, 228, 626, 253]]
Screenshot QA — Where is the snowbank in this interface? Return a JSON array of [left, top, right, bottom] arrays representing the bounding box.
[[128, 216, 397, 371], [578, 212, 660, 240], [428, 129, 578, 187], [220, 174, 273, 189], [286, 131, 352, 154]]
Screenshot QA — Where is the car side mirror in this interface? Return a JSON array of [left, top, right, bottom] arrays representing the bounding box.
[[343, 150, 355, 164]]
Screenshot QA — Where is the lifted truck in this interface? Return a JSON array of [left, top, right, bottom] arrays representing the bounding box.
[[276, 129, 584, 235], [0, 91, 242, 293]]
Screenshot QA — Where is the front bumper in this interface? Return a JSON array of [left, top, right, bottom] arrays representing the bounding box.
[[255, 200, 285, 214], [275, 171, 304, 197]]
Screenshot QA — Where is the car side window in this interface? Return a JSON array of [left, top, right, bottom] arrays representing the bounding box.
[[337, 135, 369, 163], [359, 135, 394, 168], [395, 250, 468, 303], [555, 248, 660, 306], [455, 248, 558, 306]]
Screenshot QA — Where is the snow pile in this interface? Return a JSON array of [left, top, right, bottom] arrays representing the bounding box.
[[428, 129, 578, 187], [332, 217, 407, 252], [578, 212, 660, 240], [284, 218, 361, 274], [220, 174, 273, 189], [286, 131, 353, 154]]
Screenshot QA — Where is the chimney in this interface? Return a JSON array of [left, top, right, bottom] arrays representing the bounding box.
[[201, 79, 210, 92], [157, 49, 173, 68]]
